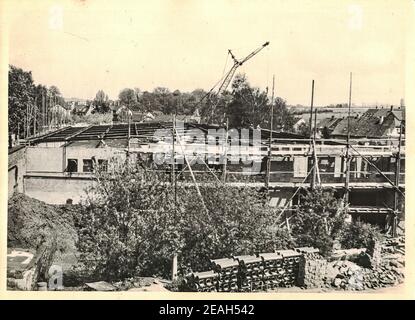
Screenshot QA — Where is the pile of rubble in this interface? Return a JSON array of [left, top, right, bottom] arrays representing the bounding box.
[[326, 260, 366, 290], [382, 236, 405, 255], [362, 261, 404, 289], [326, 237, 405, 291]]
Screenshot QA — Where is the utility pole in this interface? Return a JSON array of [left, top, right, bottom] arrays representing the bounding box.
[[266, 75, 275, 189], [345, 72, 353, 205]]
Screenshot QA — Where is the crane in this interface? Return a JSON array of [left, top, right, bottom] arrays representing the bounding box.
[[206, 41, 270, 123]]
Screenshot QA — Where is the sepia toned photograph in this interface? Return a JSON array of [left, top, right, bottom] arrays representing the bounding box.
[[1, 0, 413, 298]]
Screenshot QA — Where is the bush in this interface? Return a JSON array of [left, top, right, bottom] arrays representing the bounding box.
[[73, 161, 182, 281], [340, 220, 383, 250], [179, 180, 294, 271], [73, 162, 292, 281], [290, 188, 347, 257]]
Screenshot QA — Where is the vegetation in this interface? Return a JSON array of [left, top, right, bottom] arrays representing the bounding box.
[[73, 161, 292, 280], [340, 220, 383, 250], [92, 90, 110, 113], [9, 65, 66, 138], [290, 188, 347, 257], [73, 165, 384, 282], [9, 64, 299, 134], [70, 113, 112, 125], [114, 73, 296, 130]]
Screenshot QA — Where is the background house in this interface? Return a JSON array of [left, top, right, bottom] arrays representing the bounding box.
[[330, 107, 404, 139]]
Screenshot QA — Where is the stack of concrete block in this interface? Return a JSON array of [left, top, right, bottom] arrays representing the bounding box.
[[258, 252, 284, 289], [295, 247, 327, 289], [211, 258, 239, 292], [182, 248, 322, 292], [277, 249, 302, 287], [234, 255, 264, 291], [183, 270, 219, 292]]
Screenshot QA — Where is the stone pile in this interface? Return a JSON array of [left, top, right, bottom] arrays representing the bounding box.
[[327, 258, 405, 290], [382, 236, 405, 255], [296, 247, 327, 289], [327, 260, 365, 290], [362, 260, 404, 289]]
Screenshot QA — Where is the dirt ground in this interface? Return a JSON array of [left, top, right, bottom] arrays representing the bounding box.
[[8, 193, 79, 272]]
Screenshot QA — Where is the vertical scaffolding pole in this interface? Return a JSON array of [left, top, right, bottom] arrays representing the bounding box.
[[345, 72, 353, 205], [392, 120, 403, 236], [172, 114, 177, 204], [310, 81, 316, 189], [222, 117, 229, 183], [309, 80, 315, 138], [265, 75, 275, 189], [127, 110, 131, 158]]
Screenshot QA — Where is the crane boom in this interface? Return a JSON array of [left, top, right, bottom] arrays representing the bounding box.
[[209, 41, 270, 122]]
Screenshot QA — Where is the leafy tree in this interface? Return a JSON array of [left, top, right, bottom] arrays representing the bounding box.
[[219, 74, 295, 131], [118, 88, 137, 110], [340, 220, 383, 250], [93, 90, 110, 113], [295, 122, 310, 137], [48, 85, 65, 107], [271, 97, 296, 132], [48, 85, 61, 97], [180, 179, 294, 271], [33, 84, 48, 129], [73, 161, 182, 280], [140, 91, 154, 113], [290, 188, 346, 256], [153, 87, 174, 114], [73, 161, 292, 280], [8, 65, 36, 137]]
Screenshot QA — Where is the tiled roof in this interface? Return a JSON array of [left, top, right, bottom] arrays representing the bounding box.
[[316, 117, 342, 130], [331, 109, 397, 138]]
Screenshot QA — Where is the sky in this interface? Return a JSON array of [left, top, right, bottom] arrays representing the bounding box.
[[4, 0, 413, 106]]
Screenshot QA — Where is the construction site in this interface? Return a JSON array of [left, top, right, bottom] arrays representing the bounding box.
[[7, 40, 406, 292]]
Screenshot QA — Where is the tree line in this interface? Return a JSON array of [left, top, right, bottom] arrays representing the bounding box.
[[9, 64, 298, 139], [8, 65, 66, 138], [113, 74, 296, 130]]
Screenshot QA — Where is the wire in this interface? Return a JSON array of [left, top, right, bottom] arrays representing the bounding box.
[[222, 51, 230, 78]]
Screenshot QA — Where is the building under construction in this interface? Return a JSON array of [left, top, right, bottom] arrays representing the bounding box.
[[8, 118, 405, 236]]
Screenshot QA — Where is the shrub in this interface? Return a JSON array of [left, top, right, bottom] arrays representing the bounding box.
[[179, 180, 293, 271], [290, 188, 347, 257], [340, 220, 383, 250], [73, 162, 291, 281]]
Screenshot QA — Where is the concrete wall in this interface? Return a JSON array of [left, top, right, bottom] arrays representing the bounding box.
[[65, 146, 124, 172], [26, 147, 63, 172], [8, 146, 26, 198], [24, 176, 96, 204]]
